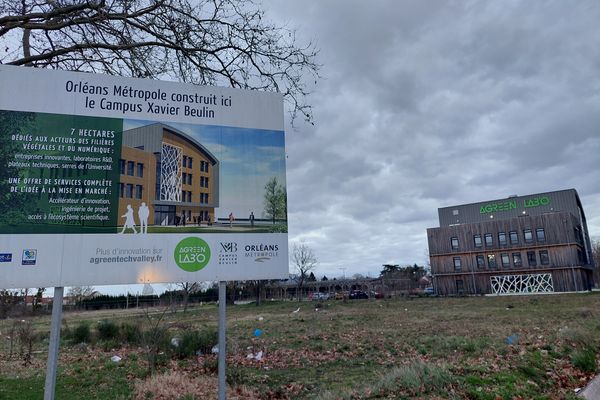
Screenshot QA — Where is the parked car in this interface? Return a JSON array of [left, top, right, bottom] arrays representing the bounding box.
[[349, 290, 369, 300], [370, 291, 385, 299], [312, 292, 331, 301], [335, 292, 348, 300]]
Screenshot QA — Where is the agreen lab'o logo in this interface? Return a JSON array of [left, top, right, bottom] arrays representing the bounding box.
[[174, 237, 211, 272]]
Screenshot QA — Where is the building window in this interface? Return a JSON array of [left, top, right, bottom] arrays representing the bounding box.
[[204, 193, 209, 203], [119, 183, 124, 198], [476, 255, 485, 269], [182, 190, 186, 202], [498, 232, 507, 246], [539, 250, 549, 265], [474, 234, 483, 248], [182, 172, 187, 185], [188, 157, 193, 169], [453, 257, 462, 271], [204, 177, 209, 188], [187, 191, 192, 202], [484, 233, 493, 247], [536, 228, 546, 242], [187, 173, 192, 185], [137, 163, 144, 177], [527, 251, 537, 267], [451, 237, 459, 250], [135, 185, 143, 199], [126, 183, 133, 198], [487, 254, 497, 268], [182, 155, 188, 168], [119, 159, 125, 175], [501, 253, 510, 268], [200, 161, 209, 172], [523, 229, 533, 243], [512, 252, 522, 267], [456, 280, 464, 294], [127, 161, 135, 176], [509, 231, 519, 245]]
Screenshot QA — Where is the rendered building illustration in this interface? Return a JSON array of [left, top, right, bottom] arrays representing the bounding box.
[[427, 189, 595, 295], [118, 123, 219, 226]]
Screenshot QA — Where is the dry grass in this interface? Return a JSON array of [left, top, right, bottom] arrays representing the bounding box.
[[133, 371, 260, 400]]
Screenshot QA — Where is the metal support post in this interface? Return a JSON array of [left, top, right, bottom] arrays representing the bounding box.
[[218, 281, 227, 400], [44, 286, 64, 400]]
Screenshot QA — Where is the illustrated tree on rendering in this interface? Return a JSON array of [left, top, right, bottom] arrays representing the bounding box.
[[292, 243, 316, 302], [0, 0, 319, 122], [263, 177, 286, 224]]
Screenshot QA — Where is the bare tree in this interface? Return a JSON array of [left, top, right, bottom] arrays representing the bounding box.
[[176, 281, 200, 313], [592, 238, 600, 288], [67, 285, 97, 308], [292, 243, 316, 302], [0, 0, 319, 122]]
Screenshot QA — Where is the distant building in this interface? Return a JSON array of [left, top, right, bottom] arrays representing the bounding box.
[[427, 189, 595, 295], [118, 123, 219, 226]]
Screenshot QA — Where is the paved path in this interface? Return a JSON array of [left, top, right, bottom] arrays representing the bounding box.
[[579, 374, 600, 399]]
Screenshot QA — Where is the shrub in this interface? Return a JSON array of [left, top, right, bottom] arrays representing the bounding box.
[[372, 361, 453, 397], [173, 328, 218, 359], [72, 322, 91, 344], [572, 349, 597, 373], [120, 322, 142, 345], [267, 223, 288, 233], [97, 320, 119, 341]]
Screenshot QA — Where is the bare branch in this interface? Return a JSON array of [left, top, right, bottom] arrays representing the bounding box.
[[0, 0, 320, 123]]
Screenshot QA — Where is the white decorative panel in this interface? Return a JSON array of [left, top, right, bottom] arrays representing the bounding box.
[[491, 273, 554, 294], [160, 143, 182, 202]]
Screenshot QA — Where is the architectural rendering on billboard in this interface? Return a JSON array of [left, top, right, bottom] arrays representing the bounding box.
[[0, 65, 288, 288]]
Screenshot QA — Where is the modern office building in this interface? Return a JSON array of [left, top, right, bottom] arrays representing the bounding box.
[[427, 189, 595, 295], [118, 123, 219, 227]]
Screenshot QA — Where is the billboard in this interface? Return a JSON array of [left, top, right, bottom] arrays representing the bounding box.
[[0, 65, 288, 288]]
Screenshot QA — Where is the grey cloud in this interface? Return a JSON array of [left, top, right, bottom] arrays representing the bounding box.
[[265, 0, 600, 277]]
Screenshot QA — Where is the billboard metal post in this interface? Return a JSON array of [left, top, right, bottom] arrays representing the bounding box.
[[44, 286, 64, 400], [218, 281, 227, 400]]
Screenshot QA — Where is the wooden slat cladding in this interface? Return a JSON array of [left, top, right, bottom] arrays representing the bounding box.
[[428, 212, 580, 256], [433, 268, 592, 295], [428, 211, 594, 294]]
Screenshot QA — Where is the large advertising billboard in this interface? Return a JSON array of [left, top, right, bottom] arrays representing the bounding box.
[[0, 65, 288, 288]]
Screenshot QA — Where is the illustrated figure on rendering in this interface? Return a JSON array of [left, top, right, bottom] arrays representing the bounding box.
[[138, 202, 149, 234], [229, 212, 235, 228], [121, 204, 138, 234], [249, 211, 255, 228]]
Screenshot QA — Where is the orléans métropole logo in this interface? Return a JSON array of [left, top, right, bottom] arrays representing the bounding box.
[[244, 244, 279, 263]]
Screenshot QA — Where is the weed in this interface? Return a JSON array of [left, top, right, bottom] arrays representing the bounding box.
[[558, 326, 593, 348], [572, 348, 597, 373], [120, 322, 142, 345], [173, 328, 218, 359], [97, 320, 119, 341], [72, 322, 91, 344], [371, 361, 453, 397]]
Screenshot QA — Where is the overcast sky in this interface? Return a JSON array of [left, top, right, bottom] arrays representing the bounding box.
[[262, 1, 600, 279]]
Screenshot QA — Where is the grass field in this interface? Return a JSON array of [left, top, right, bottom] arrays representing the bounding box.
[[1, 292, 599, 399]]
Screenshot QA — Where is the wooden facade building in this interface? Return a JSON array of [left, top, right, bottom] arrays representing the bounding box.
[[427, 189, 595, 295]]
